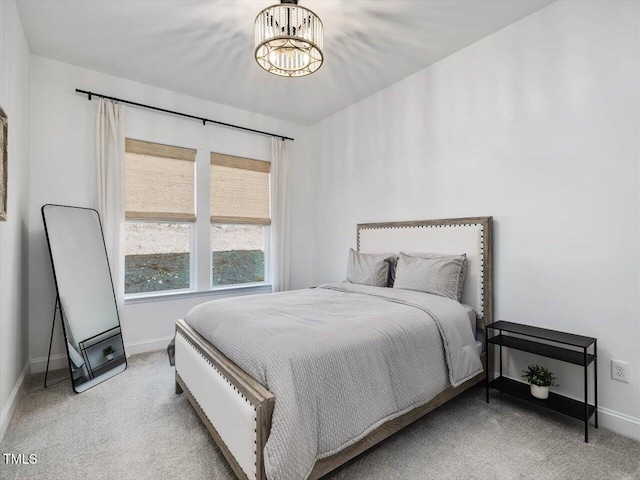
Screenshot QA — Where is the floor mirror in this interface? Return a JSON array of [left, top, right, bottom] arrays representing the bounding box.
[[42, 204, 126, 393]]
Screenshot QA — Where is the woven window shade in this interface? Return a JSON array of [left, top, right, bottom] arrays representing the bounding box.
[[125, 139, 196, 221], [210, 153, 271, 225]]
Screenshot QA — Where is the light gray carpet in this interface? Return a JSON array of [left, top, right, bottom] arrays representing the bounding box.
[[1, 351, 639, 480]]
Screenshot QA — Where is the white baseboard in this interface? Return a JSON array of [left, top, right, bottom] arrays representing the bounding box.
[[597, 406, 640, 442], [30, 353, 68, 374], [124, 335, 173, 356], [30, 335, 173, 374], [0, 361, 30, 442]]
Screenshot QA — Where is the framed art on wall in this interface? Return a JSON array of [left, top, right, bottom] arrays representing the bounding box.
[[0, 106, 7, 221]]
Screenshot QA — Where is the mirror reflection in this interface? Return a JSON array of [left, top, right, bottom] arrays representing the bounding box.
[[42, 204, 126, 392]]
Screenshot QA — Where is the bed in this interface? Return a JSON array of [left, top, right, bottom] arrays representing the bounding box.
[[175, 216, 493, 480]]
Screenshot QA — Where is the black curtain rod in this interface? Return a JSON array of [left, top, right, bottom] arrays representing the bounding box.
[[75, 89, 294, 141]]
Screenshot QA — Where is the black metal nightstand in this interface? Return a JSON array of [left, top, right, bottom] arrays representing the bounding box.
[[485, 321, 597, 442]]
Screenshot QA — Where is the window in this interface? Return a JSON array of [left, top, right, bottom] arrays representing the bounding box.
[[124, 139, 196, 294], [210, 153, 271, 287], [124, 143, 272, 298]]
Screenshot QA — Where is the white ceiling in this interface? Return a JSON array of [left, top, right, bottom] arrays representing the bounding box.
[[17, 0, 554, 125]]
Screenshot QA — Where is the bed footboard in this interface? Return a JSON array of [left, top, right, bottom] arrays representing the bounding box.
[[176, 318, 485, 480], [175, 319, 275, 480]]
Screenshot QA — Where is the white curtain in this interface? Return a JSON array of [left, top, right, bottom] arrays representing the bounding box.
[[96, 99, 126, 315], [270, 137, 291, 292]]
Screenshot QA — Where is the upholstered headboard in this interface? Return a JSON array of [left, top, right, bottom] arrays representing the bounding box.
[[357, 217, 493, 329]]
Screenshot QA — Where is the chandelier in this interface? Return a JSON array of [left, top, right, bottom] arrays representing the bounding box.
[[254, 0, 324, 78]]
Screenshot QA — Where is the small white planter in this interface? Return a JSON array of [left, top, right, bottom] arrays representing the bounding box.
[[530, 384, 549, 400], [105, 353, 114, 361]]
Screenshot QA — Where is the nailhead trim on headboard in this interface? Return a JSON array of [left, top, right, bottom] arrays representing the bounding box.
[[357, 219, 490, 323]]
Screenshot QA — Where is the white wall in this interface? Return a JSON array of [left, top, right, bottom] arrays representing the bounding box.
[[0, 0, 31, 441], [292, 0, 640, 437], [28, 55, 308, 371]]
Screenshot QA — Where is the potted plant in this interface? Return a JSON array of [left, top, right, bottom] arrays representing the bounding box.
[[103, 345, 115, 361], [521, 364, 558, 399]]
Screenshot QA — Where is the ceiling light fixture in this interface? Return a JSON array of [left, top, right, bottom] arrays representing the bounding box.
[[254, 0, 324, 78]]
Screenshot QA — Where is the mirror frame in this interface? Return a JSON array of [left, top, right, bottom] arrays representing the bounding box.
[[42, 204, 127, 393]]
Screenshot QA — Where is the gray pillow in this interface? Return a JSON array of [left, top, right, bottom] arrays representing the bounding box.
[[346, 249, 397, 287], [393, 252, 467, 301]]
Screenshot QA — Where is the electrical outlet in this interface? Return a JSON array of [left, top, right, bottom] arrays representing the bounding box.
[[611, 359, 630, 383]]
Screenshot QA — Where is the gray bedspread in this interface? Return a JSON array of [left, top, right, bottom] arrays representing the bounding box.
[[184, 282, 482, 480]]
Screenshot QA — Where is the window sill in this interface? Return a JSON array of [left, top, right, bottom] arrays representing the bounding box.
[[124, 283, 273, 305]]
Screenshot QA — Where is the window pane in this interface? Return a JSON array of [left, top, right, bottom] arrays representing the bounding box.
[[125, 222, 190, 294], [212, 224, 265, 286]]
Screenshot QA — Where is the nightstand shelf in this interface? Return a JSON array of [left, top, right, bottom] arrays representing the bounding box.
[[485, 321, 598, 442], [489, 377, 597, 421], [488, 335, 595, 366]]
